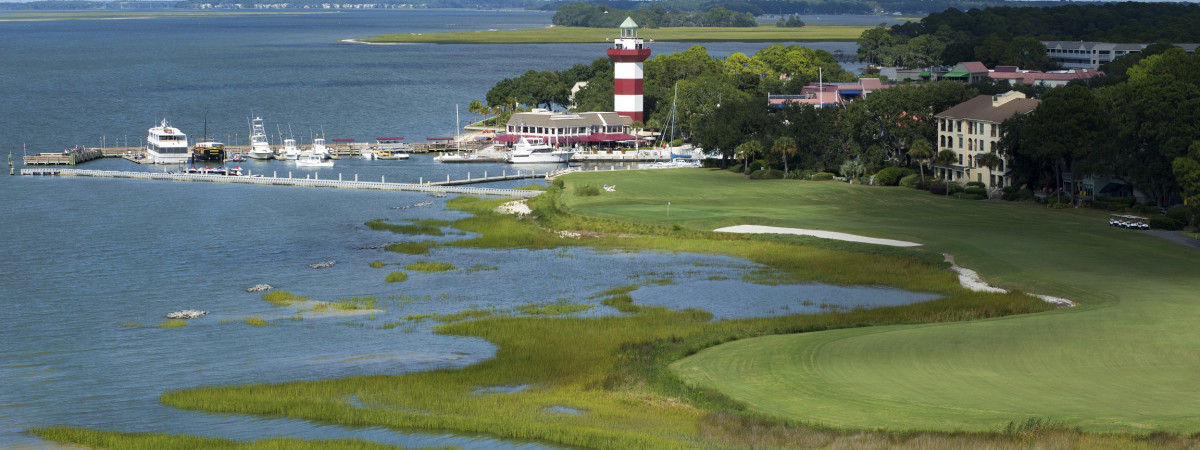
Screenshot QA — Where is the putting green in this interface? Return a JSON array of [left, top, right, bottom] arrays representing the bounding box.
[[562, 170, 1200, 433]]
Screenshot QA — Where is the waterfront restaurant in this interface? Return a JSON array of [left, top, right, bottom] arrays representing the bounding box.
[[496, 110, 640, 148]]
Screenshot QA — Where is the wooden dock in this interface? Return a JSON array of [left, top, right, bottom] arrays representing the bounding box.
[[22, 148, 105, 166], [19, 169, 543, 198]]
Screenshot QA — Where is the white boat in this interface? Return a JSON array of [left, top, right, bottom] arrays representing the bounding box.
[[364, 148, 410, 160], [296, 150, 334, 167], [145, 118, 190, 164], [247, 117, 273, 160], [310, 137, 331, 160], [507, 137, 572, 164], [280, 138, 300, 161]]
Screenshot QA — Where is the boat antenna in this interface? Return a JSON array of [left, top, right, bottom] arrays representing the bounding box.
[[668, 81, 679, 147]]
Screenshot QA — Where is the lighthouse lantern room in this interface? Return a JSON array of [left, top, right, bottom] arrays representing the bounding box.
[[607, 17, 652, 122]]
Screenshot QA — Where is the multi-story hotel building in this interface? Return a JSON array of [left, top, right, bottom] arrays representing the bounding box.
[[935, 91, 1040, 189]]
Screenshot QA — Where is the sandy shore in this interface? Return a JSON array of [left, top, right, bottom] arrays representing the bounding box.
[[714, 225, 922, 247]]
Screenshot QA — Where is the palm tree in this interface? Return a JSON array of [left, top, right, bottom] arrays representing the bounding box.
[[840, 158, 865, 183], [734, 140, 762, 173], [467, 100, 484, 125], [907, 137, 934, 181], [934, 149, 958, 195], [772, 136, 798, 178]]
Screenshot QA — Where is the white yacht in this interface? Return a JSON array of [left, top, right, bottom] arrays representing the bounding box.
[[280, 138, 300, 161], [145, 119, 189, 164], [247, 117, 273, 160], [507, 137, 572, 164], [310, 138, 331, 160]]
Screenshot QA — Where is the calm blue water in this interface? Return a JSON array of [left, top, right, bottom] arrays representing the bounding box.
[[0, 11, 925, 448]]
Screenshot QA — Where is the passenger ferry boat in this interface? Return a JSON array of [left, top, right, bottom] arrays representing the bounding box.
[[507, 137, 572, 164], [247, 117, 273, 160], [145, 119, 190, 164]]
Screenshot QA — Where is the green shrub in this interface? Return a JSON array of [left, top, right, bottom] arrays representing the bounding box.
[[963, 194, 987, 200], [929, 183, 948, 195], [385, 272, 409, 283], [1134, 203, 1160, 215], [746, 159, 770, 174], [748, 169, 784, 179], [574, 185, 600, 197], [1096, 195, 1134, 207], [796, 169, 815, 180], [1150, 217, 1184, 230], [811, 172, 835, 181], [728, 164, 743, 174], [552, 178, 565, 189], [964, 187, 988, 197], [966, 181, 986, 188], [899, 173, 921, 188], [1165, 206, 1193, 225], [874, 167, 914, 186]]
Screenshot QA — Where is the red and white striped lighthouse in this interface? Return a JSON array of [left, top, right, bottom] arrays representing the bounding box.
[[607, 17, 651, 123]]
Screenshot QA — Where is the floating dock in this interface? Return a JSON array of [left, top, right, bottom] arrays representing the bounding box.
[[20, 169, 543, 198]]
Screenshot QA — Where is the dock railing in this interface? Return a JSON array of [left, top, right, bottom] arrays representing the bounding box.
[[19, 168, 542, 198]]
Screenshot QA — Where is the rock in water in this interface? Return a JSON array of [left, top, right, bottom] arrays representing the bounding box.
[[246, 284, 273, 293], [309, 260, 336, 269]]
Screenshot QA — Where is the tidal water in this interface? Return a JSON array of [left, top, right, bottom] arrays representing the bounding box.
[[0, 11, 925, 448]]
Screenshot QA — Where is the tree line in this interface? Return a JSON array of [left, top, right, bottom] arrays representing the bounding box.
[[858, 2, 1200, 70], [551, 2, 756, 28]]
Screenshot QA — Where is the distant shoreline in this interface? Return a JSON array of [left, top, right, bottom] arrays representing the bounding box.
[[362, 24, 871, 44]]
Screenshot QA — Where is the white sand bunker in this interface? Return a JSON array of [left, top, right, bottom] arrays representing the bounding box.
[[714, 225, 922, 247], [943, 254, 1075, 308]]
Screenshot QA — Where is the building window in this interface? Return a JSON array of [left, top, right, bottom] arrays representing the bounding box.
[[958, 153, 963, 165], [959, 137, 963, 148]]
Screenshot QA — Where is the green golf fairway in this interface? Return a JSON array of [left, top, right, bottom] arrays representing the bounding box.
[[561, 169, 1200, 433]]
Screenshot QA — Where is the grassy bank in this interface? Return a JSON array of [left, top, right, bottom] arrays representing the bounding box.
[[364, 24, 869, 44], [554, 169, 1200, 433]]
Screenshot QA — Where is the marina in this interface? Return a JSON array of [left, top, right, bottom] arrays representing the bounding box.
[[0, 9, 865, 448]]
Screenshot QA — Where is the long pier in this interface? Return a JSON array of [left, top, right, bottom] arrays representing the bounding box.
[[19, 169, 542, 198]]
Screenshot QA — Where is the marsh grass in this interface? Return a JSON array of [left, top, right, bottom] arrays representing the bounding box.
[[29, 426, 406, 449], [431, 308, 494, 323], [404, 261, 457, 273], [369, 261, 385, 269], [120, 321, 141, 327], [384, 242, 433, 255], [334, 297, 380, 311], [365, 24, 870, 44], [156, 320, 186, 329], [245, 317, 267, 327], [516, 301, 594, 316], [366, 218, 448, 236], [262, 291, 307, 307], [384, 272, 409, 283]]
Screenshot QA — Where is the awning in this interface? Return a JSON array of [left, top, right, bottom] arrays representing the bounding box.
[[494, 134, 518, 143], [588, 132, 640, 142], [943, 71, 969, 78]]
